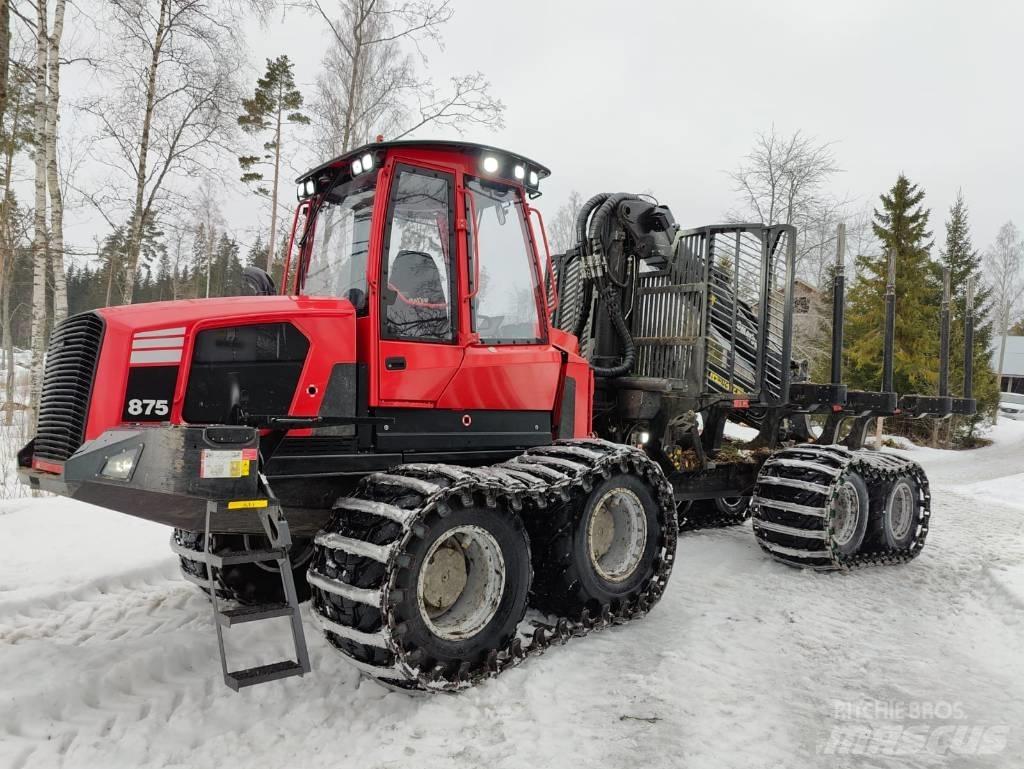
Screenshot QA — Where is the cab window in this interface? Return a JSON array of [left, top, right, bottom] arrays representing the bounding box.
[[381, 166, 455, 341], [302, 171, 376, 311], [465, 177, 543, 344]]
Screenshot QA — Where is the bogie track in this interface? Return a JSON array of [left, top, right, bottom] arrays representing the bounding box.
[[751, 444, 930, 570], [307, 439, 677, 691]]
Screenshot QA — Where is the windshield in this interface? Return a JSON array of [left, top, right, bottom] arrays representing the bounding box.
[[301, 171, 377, 311], [465, 177, 542, 343]]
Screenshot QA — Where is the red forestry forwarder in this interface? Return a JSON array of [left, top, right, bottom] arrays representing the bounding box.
[[18, 140, 976, 692]]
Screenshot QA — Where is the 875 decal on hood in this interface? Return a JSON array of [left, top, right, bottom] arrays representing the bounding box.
[[122, 365, 178, 422]]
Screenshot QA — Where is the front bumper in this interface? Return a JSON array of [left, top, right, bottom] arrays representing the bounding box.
[[18, 425, 270, 533]]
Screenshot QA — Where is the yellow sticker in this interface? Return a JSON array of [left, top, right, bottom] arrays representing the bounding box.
[[227, 499, 269, 510], [708, 370, 746, 394]]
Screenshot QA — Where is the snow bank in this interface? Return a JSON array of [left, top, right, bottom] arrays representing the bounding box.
[[0, 416, 1022, 768]]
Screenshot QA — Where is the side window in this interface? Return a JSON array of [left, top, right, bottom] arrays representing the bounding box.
[[465, 177, 543, 343], [381, 167, 455, 341]]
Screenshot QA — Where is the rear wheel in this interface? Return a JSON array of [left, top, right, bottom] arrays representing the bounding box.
[[173, 528, 313, 605], [869, 477, 924, 551], [531, 473, 664, 616], [714, 495, 752, 520]]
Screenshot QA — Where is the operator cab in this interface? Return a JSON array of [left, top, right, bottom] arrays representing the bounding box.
[[285, 140, 586, 448], [291, 141, 550, 340]]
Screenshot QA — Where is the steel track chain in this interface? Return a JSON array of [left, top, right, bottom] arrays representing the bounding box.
[[308, 439, 677, 692], [750, 444, 931, 570], [677, 499, 752, 532]]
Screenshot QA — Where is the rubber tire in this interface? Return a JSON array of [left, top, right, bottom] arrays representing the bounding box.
[[534, 473, 662, 616], [173, 528, 313, 605], [390, 506, 532, 668], [714, 495, 752, 519], [827, 472, 869, 557], [870, 476, 923, 551]]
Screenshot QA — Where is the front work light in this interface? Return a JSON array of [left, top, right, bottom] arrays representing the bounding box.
[[482, 156, 499, 174], [361, 153, 374, 171], [529, 170, 539, 187], [351, 158, 363, 175], [513, 164, 525, 180], [100, 446, 141, 481]]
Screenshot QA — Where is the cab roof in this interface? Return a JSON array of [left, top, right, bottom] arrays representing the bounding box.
[[296, 139, 552, 184]]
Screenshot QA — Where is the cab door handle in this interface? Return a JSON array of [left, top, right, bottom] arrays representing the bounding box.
[[385, 356, 406, 371]]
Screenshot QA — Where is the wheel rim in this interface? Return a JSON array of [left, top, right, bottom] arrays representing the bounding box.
[[587, 488, 648, 582], [831, 481, 861, 546], [416, 525, 505, 641], [888, 482, 915, 540], [244, 535, 315, 573], [716, 496, 749, 515]]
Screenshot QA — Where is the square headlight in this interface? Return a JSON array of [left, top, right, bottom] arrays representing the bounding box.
[[100, 446, 141, 481]]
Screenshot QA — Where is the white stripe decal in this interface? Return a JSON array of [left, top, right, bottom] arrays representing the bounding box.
[[130, 349, 182, 364], [134, 327, 187, 338], [131, 336, 184, 350]]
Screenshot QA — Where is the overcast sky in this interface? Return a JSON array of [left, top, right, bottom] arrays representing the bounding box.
[[62, 0, 1024, 262]]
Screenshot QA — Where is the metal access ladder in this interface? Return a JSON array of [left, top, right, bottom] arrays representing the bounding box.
[[197, 497, 311, 691]]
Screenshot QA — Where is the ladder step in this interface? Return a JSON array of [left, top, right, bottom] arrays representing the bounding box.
[[217, 602, 294, 627], [209, 548, 288, 567], [225, 660, 305, 691]]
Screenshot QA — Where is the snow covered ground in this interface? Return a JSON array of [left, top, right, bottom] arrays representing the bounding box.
[[1, 424, 1023, 769]]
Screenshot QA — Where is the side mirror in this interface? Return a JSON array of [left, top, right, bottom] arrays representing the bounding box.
[[242, 266, 276, 296]]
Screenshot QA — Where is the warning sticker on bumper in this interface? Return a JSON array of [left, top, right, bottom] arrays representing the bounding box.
[[200, 449, 256, 479]]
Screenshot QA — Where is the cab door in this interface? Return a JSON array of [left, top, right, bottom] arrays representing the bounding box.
[[435, 175, 562, 415], [375, 163, 463, 406]]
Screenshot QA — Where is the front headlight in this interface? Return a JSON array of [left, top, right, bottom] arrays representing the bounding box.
[[100, 447, 141, 481]]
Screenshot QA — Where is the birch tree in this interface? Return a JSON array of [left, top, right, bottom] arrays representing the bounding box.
[[310, 0, 504, 156], [0, 62, 33, 422], [0, 0, 9, 125], [28, 0, 49, 417], [83, 0, 251, 304], [548, 190, 583, 254], [44, 0, 66, 324], [729, 127, 845, 284], [984, 221, 1024, 412]]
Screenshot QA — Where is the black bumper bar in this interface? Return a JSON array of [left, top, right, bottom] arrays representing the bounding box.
[[18, 425, 274, 533]]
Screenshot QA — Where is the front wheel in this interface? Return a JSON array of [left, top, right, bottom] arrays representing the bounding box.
[[389, 506, 533, 667], [827, 473, 869, 557]]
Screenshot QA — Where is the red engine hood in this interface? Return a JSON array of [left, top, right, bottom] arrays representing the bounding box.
[[86, 295, 357, 441], [95, 294, 355, 331]]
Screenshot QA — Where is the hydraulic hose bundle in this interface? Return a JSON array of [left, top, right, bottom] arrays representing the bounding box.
[[567, 192, 645, 378]]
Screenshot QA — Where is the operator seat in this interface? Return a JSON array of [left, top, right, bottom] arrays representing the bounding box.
[[384, 250, 451, 339]]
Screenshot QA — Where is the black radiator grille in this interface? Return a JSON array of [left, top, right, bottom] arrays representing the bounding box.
[[34, 312, 104, 462]]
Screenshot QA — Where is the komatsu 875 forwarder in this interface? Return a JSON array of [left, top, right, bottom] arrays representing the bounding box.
[[18, 140, 976, 692]]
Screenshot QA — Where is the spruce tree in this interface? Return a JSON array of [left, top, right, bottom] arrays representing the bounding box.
[[845, 175, 941, 438], [238, 55, 309, 272], [939, 192, 998, 442]]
